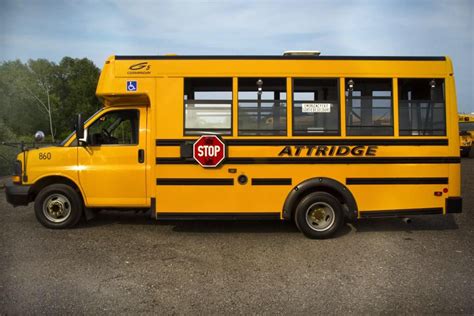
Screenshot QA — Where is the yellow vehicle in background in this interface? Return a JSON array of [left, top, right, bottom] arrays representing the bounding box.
[[5, 53, 463, 239], [459, 114, 474, 157]]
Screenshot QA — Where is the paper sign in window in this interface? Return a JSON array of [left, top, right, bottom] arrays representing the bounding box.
[[302, 103, 331, 113]]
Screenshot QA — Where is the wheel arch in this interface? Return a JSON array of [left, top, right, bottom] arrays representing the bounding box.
[[28, 175, 85, 203], [282, 177, 358, 221]]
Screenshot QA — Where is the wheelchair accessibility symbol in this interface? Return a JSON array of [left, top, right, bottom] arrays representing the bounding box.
[[126, 81, 137, 91]]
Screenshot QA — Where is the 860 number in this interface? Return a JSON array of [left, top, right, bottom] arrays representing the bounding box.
[[39, 152, 51, 160]]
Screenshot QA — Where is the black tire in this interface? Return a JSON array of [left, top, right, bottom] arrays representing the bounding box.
[[294, 192, 343, 239], [460, 147, 471, 158], [34, 184, 83, 229]]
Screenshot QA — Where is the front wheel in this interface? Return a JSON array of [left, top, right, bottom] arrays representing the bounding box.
[[294, 192, 343, 239], [34, 184, 83, 229]]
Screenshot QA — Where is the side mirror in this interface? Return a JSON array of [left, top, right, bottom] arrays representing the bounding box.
[[76, 114, 85, 145], [34, 131, 45, 142]]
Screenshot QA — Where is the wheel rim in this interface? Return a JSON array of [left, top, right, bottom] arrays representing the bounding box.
[[42, 193, 72, 223], [305, 202, 335, 232]]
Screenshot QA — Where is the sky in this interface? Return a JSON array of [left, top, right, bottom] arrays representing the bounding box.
[[0, 0, 473, 113]]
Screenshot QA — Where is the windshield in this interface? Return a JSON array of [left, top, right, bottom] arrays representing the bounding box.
[[459, 122, 474, 132], [60, 108, 104, 146]]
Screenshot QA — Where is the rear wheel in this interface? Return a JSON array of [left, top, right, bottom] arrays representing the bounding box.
[[294, 192, 343, 239], [34, 184, 83, 229]]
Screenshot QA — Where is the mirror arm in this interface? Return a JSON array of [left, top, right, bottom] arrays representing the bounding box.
[[76, 113, 86, 146]]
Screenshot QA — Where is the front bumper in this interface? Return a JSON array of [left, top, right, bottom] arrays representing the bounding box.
[[5, 180, 31, 206]]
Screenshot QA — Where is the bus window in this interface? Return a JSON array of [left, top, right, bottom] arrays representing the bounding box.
[[87, 110, 139, 146], [346, 78, 393, 136], [238, 78, 287, 136], [293, 78, 340, 136], [184, 78, 232, 135], [398, 79, 446, 136]]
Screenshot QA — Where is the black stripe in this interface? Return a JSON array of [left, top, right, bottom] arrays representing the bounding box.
[[156, 139, 448, 146], [156, 212, 281, 220], [156, 157, 460, 165], [346, 177, 449, 185], [156, 178, 234, 185], [360, 208, 443, 218], [156, 158, 195, 164], [252, 178, 292, 185], [116, 55, 446, 61], [156, 139, 188, 146]]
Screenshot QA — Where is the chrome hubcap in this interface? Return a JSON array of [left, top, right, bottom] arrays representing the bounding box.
[[43, 194, 71, 223], [305, 202, 335, 232]]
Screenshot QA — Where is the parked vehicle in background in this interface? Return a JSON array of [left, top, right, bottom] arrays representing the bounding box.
[[459, 113, 474, 157]]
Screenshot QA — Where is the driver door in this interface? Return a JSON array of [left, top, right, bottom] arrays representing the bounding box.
[[78, 107, 147, 207]]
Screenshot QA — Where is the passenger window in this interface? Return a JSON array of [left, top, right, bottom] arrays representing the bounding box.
[[87, 110, 139, 146], [346, 78, 393, 136], [293, 79, 340, 135], [398, 79, 446, 136], [184, 78, 232, 135], [238, 78, 287, 136]]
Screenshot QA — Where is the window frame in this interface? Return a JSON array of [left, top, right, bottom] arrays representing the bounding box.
[[397, 78, 447, 137], [183, 77, 234, 136], [86, 109, 140, 147], [291, 77, 341, 136], [237, 77, 288, 137], [345, 77, 395, 137]]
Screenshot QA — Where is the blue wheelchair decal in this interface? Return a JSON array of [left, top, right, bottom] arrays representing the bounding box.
[[127, 81, 137, 91]]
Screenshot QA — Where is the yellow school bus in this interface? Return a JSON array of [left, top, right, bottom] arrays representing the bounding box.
[[5, 53, 463, 238], [459, 113, 474, 157]]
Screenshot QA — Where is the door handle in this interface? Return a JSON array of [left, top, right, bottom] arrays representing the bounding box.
[[138, 149, 145, 163]]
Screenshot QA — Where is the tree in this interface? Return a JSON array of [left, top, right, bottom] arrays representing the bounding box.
[[0, 57, 101, 142], [25, 59, 58, 142], [0, 59, 58, 141], [55, 57, 101, 138]]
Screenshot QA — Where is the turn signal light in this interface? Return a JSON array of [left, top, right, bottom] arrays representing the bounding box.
[[443, 188, 448, 193], [12, 175, 21, 184]]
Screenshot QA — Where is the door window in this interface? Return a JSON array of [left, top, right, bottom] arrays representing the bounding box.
[[87, 110, 139, 146]]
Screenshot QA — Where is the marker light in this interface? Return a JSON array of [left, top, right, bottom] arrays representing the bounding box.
[[12, 175, 21, 184]]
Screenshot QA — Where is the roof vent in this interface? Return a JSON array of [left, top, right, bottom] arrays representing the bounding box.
[[283, 50, 321, 56]]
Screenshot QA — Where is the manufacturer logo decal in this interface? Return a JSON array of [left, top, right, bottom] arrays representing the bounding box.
[[127, 62, 151, 74]]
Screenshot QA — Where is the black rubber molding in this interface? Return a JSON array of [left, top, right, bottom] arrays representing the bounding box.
[[156, 178, 234, 185], [346, 177, 449, 185]]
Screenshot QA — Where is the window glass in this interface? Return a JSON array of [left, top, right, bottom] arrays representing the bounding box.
[[459, 122, 474, 132], [238, 78, 287, 136], [184, 78, 232, 135], [293, 79, 339, 135], [398, 79, 446, 136], [346, 78, 393, 136], [87, 110, 139, 146]]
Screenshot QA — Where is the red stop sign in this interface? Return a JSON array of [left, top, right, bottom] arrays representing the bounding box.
[[193, 135, 226, 168]]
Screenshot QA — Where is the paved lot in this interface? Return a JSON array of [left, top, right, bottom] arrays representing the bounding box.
[[1, 159, 473, 314]]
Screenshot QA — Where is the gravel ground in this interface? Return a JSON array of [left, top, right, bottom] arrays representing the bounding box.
[[1, 159, 473, 314]]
